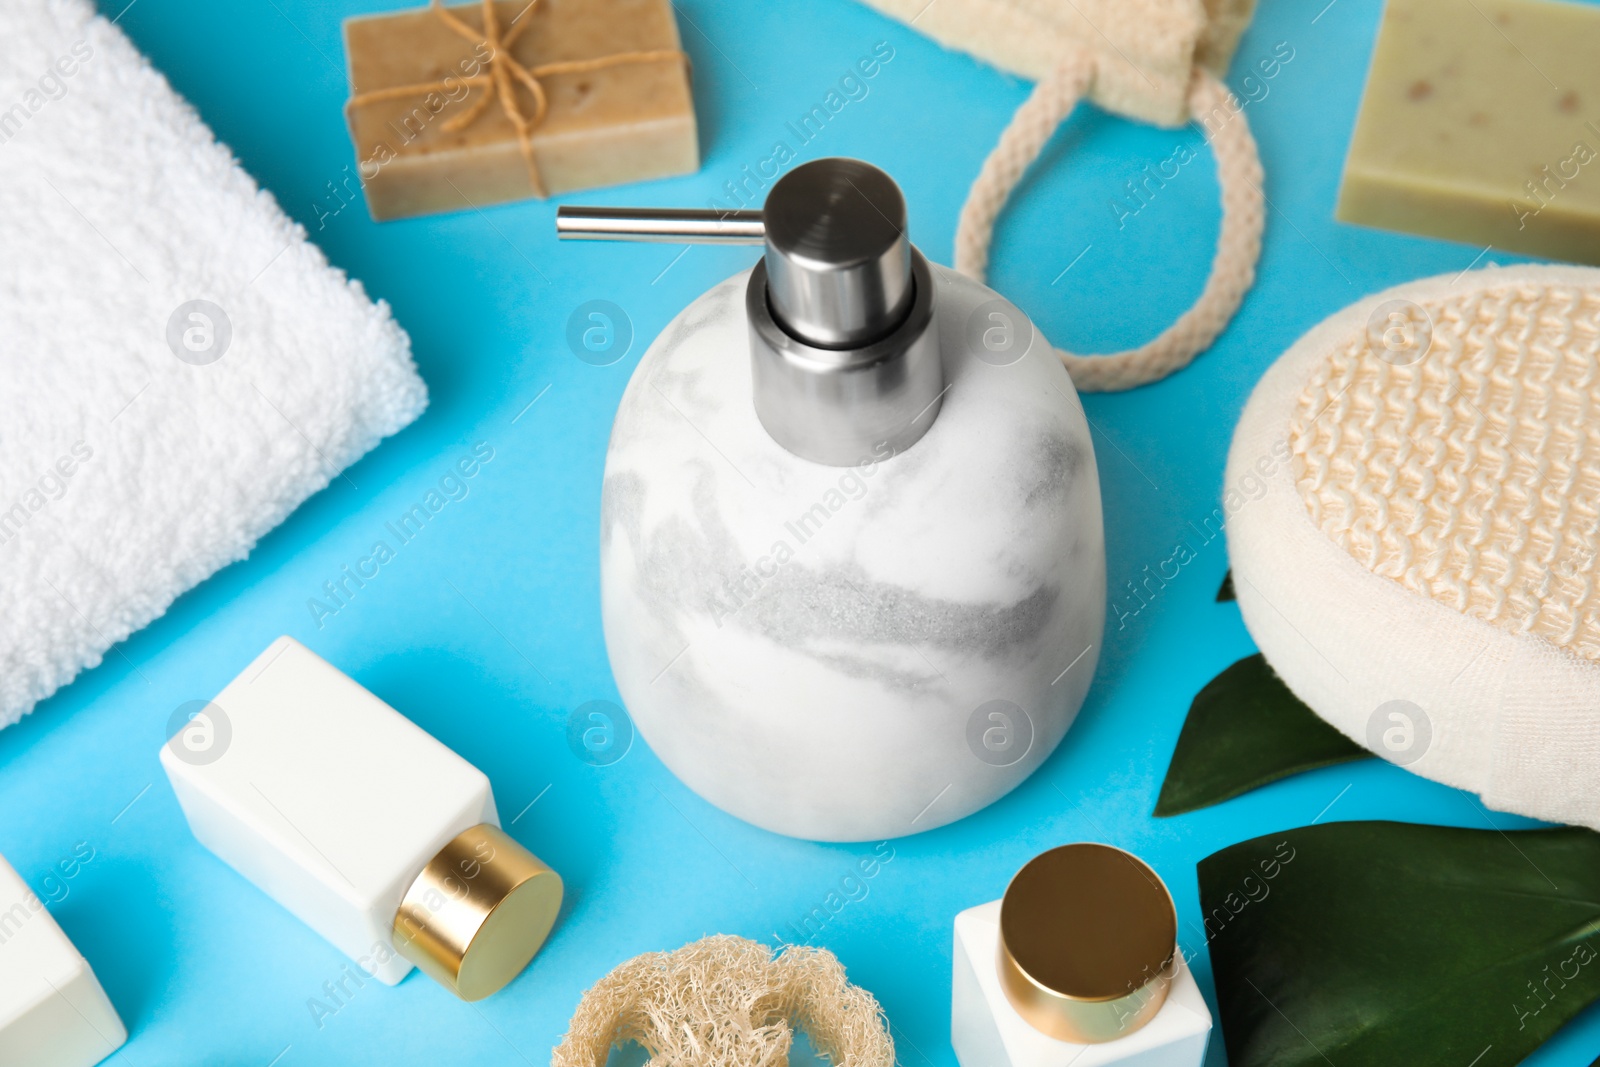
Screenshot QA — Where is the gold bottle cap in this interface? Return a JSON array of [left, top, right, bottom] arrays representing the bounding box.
[[996, 843, 1178, 1044], [392, 823, 563, 1001]]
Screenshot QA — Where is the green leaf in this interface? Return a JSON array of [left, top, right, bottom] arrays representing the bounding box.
[[1200, 821, 1600, 1067], [1154, 654, 1369, 817], [1217, 570, 1236, 602]]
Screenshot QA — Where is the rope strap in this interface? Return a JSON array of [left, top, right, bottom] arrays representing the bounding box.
[[954, 53, 1265, 392]]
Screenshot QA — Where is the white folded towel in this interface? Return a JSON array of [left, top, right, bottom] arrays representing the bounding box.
[[0, 0, 427, 728]]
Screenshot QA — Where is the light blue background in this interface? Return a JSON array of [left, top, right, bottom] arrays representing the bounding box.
[[4, 0, 1598, 1063]]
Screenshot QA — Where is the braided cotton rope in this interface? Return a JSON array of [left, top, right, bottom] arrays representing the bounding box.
[[954, 53, 1265, 392]]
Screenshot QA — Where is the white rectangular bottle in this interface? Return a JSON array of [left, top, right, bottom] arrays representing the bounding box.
[[0, 853, 126, 1067], [160, 636, 562, 1001]]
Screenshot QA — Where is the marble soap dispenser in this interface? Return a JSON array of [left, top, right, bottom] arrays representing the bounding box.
[[566, 158, 1105, 841]]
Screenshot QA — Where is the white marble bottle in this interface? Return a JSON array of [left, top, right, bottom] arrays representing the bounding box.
[[580, 159, 1105, 841], [0, 853, 125, 1067], [160, 636, 563, 1000]]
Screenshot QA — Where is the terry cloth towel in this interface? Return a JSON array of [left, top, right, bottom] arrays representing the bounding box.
[[1227, 265, 1600, 833], [0, 0, 427, 728]]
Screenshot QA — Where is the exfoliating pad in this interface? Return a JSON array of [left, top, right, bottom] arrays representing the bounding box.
[[0, 0, 426, 727], [1226, 265, 1600, 831]]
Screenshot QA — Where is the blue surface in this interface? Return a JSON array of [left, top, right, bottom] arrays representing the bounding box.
[[4, 0, 1598, 1063]]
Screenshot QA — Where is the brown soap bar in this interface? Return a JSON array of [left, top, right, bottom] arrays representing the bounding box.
[[343, 0, 698, 220], [1336, 0, 1600, 264]]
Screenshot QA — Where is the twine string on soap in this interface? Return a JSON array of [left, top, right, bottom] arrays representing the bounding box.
[[955, 51, 1265, 392], [346, 0, 689, 198]]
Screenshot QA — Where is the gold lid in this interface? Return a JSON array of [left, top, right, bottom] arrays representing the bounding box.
[[997, 843, 1178, 1044], [392, 823, 563, 1001]]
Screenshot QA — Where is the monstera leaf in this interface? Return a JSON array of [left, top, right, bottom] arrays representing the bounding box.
[[1155, 654, 1368, 816], [1201, 821, 1600, 1067]]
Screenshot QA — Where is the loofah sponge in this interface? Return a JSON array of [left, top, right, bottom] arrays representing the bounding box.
[[1227, 264, 1600, 832], [857, 0, 1256, 127], [551, 935, 895, 1067]]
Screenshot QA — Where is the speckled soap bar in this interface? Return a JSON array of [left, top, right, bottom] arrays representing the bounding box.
[[1336, 0, 1600, 264], [343, 0, 698, 220]]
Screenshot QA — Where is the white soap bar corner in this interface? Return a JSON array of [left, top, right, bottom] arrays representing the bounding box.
[[160, 636, 497, 985], [0, 854, 126, 1067], [952, 900, 1211, 1067]]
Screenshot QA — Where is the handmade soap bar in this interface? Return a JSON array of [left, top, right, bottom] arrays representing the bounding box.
[[1337, 0, 1600, 264], [343, 0, 698, 220], [160, 636, 562, 1000], [0, 853, 126, 1067], [1226, 264, 1600, 833]]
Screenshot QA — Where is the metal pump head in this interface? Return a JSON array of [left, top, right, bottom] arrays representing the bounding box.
[[759, 158, 913, 348], [558, 158, 944, 465]]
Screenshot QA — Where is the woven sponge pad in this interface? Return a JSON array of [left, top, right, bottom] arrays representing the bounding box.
[[551, 935, 894, 1067], [1227, 265, 1600, 832]]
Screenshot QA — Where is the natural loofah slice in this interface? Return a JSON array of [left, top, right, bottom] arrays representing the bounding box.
[[1226, 264, 1600, 831], [551, 935, 895, 1067]]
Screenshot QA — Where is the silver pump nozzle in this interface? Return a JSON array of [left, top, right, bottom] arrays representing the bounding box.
[[559, 158, 943, 465]]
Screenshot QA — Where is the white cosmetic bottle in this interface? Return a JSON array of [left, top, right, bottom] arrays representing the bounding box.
[[952, 844, 1212, 1067], [160, 636, 563, 1000], [566, 158, 1106, 842], [0, 853, 126, 1067]]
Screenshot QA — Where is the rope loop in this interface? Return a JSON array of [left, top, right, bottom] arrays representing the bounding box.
[[955, 52, 1265, 392]]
